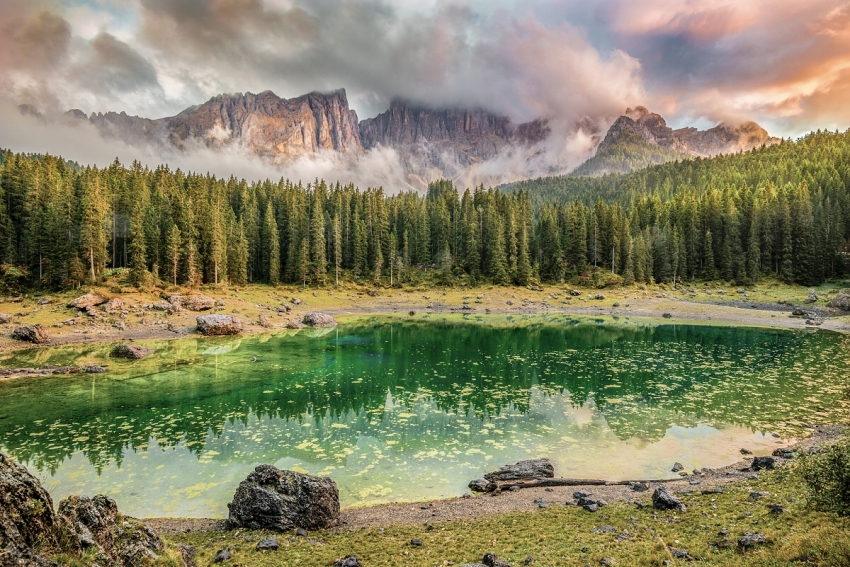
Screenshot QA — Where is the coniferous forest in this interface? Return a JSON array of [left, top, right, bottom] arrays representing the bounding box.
[[0, 128, 848, 293]]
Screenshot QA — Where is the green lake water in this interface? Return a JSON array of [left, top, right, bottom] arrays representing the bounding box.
[[0, 315, 847, 518]]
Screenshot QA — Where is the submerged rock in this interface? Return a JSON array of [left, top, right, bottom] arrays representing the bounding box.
[[226, 465, 340, 532], [110, 344, 154, 360], [302, 312, 338, 328], [67, 293, 107, 310], [483, 459, 554, 482], [11, 324, 50, 344], [197, 314, 243, 336], [652, 486, 687, 512]]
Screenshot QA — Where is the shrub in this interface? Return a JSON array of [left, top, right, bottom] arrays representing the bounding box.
[[797, 435, 850, 516]]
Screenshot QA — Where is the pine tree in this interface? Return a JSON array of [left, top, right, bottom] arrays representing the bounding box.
[[515, 225, 531, 286], [310, 189, 327, 285], [165, 224, 181, 286], [264, 203, 281, 285], [333, 213, 342, 286], [704, 230, 717, 280]]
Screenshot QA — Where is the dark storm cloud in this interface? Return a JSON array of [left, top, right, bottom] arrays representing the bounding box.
[[74, 32, 161, 94]]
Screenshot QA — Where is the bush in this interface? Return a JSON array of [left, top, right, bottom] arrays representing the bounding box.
[[797, 435, 850, 516]]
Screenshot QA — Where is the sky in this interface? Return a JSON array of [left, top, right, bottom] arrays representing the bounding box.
[[1, 0, 849, 178]]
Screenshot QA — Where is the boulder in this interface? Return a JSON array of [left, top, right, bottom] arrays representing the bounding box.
[[484, 459, 555, 482], [67, 293, 107, 310], [102, 298, 124, 313], [828, 289, 850, 311], [57, 494, 163, 566], [11, 325, 50, 344], [171, 294, 215, 312], [259, 313, 273, 328], [468, 478, 496, 493], [226, 465, 340, 532], [652, 486, 687, 512], [0, 313, 13, 324], [286, 320, 304, 330], [751, 456, 775, 471], [197, 315, 243, 336], [0, 452, 58, 566], [110, 344, 154, 360], [302, 312, 338, 328], [334, 556, 362, 567], [151, 301, 178, 313]]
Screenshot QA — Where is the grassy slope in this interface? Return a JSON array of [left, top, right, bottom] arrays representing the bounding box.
[[167, 469, 850, 567]]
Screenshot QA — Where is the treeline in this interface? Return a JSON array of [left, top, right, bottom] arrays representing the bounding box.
[[0, 129, 848, 291]]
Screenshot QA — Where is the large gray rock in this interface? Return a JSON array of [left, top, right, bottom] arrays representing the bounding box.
[[483, 459, 554, 482], [0, 453, 58, 566], [652, 486, 687, 512], [67, 293, 108, 310], [170, 294, 215, 312], [302, 312, 338, 328], [11, 325, 50, 344], [226, 465, 340, 532], [828, 289, 850, 311], [110, 344, 154, 360], [57, 494, 163, 567], [197, 315, 243, 336]]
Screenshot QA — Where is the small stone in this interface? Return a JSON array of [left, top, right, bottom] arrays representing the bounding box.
[[482, 552, 513, 567], [469, 478, 496, 493], [600, 558, 617, 566], [768, 504, 785, 514], [213, 546, 233, 563], [630, 482, 649, 492], [749, 491, 770, 500], [591, 525, 617, 534], [334, 555, 362, 567], [669, 548, 693, 560], [738, 532, 766, 550], [256, 537, 279, 551], [583, 503, 599, 513], [751, 456, 775, 471], [110, 344, 154, 359], [410, 539, 423, 546], [296, 527, 307, 537], [671, 462, 684, 472], [740, 448, 753, 455]]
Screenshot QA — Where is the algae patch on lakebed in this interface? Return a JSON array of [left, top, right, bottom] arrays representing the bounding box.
[[0, 317, 847, 518]]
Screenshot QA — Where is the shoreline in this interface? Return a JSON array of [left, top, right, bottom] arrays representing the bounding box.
[[142, 424, 844, 536], [0, 284, 847, 359]]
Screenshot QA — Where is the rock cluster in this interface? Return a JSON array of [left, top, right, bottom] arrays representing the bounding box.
[[226, 465, 340, 532], [0, 453, 165, 567], [483, 459, 554, 482]]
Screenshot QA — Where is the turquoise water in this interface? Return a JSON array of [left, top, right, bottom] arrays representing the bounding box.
[[0, 316, 847, 518]]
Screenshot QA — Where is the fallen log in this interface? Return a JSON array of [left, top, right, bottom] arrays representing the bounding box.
[[493, 476, 680, 491]]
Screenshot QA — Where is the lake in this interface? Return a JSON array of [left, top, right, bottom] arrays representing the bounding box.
[[0, 315, 847, 518]]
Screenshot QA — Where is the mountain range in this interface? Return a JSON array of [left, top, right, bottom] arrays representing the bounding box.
[[60, 89, 777, 186]]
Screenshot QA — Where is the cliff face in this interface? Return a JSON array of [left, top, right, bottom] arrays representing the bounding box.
[[76, 89, 362, 158], [597, 106, 777, 159], [166, 90, 361, 157], [359, 100, 549, 166]]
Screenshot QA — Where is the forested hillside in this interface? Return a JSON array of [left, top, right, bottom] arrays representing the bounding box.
[[0, 129, 847, 292], [570, 131, 688, 177]]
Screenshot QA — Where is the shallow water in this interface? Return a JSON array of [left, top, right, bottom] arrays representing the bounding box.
[[0, 316, 847, 518]]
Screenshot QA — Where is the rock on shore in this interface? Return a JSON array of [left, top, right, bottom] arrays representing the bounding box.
[[110, 344, 154, 360], [0, 452, 166, 567], [226, 465, 340, 532], [11, 324, 50, 344], [302, 312, 338, 328], [67, 293, 108, 310], [484, 459, 555, 482], [197, 314, 243, 336], [828, 289, 850, 311]]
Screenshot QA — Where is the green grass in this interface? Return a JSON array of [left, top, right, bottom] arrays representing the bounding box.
[[166, 470, 850, 566]]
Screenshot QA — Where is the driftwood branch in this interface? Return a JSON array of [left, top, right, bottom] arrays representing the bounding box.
[[493, 476, 675, 490]]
